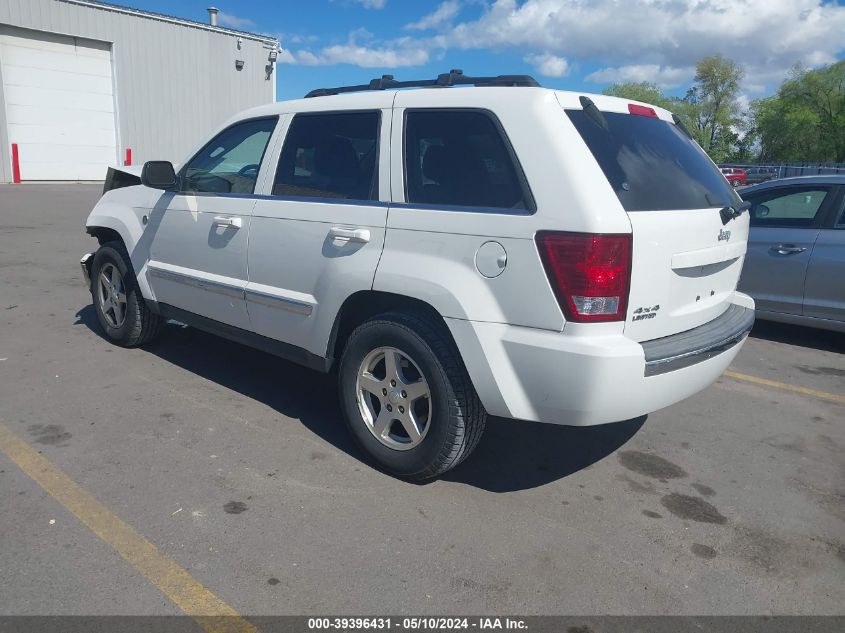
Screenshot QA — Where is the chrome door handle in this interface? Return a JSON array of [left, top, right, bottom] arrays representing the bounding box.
[[213, 216, 242, 229], [770, 244, 807, 254], [329, 227, 370, 243]]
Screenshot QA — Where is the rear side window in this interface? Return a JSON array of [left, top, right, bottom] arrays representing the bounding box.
[[744, 187, 831, 228], [567, 110, 738, 211], [181, 117, 276, 194], [404, 110, 533, 212], [273, 111, 379, 201]]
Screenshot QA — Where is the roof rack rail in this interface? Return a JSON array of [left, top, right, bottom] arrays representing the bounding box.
[[304, 69, 541, 98]]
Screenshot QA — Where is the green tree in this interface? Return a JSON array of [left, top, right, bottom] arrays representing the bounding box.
[[600, 59, 748, 163], [754, 61, 845, 162], [602, 81, 673, 109], [685, 55, 745, 162]]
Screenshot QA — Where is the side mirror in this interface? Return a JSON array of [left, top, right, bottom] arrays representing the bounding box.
[[755, 204, 770, 218], [141, 161, 177, 191]]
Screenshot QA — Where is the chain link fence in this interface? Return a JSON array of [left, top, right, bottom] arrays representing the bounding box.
[[723, 162, 845, 179]]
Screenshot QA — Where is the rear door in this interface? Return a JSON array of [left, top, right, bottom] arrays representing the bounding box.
[[738, 185, 834, 315], [565, 105, 748, 342], [803, 188, 845, 322], [246, 105, 391, 357]]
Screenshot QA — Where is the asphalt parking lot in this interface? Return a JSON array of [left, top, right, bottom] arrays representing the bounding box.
[[1, 184, 843, 619]]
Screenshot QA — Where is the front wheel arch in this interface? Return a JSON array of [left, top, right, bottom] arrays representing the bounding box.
[[87, 226, 123, 246]]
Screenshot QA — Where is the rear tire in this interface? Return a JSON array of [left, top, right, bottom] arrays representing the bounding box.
[[338, 311, 486, 480], [90, 241, 162, 347]]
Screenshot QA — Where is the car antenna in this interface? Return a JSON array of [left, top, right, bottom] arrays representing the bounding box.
[[579, 96, 609, 131]]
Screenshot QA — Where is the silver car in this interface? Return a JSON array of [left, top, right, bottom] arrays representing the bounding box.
[[739, 175, 845, 333]]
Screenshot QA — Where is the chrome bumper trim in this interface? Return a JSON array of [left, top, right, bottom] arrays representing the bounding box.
[[642, 304, 755, 377], [80, 253, 94, 288]]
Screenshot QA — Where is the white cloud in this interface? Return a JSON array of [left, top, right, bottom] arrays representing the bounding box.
[[216, 12, 254, 29], [524, 52, 569, 77], [586, 64, 693, 88], [316, 43, 428, 67], [281, 0, 845, 92], [276, 48, 298, 64], [443, 0, 845, 91], [279, 33, 429, 67], [405, 1, 462, 31], [352, 0, 387, 8], [281, 33, 319, 45]]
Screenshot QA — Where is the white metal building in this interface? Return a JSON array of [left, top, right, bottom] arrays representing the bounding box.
[[0, 0, 278, 182]]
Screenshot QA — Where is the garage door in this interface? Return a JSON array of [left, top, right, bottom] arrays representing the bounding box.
[[1, 29, 117, 181]]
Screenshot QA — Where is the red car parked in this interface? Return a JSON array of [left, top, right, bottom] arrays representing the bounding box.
[[720, 166, 746, 187]]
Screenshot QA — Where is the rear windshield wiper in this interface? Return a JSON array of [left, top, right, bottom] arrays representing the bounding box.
[[672, 113, 694, 140], [719, 201, 751, 225], [579, 96, 609, 131]]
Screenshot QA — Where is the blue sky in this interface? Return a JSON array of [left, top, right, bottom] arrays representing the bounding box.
[[126, 0, 845, 102]]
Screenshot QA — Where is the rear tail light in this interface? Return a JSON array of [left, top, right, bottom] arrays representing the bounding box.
[[535, 231, 632, 323]]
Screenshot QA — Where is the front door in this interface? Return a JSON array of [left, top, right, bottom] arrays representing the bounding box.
[[739, 185, 833, 315], [804, 190, 845, 322], [145, 117, 278, 329], [246, 106, 392, 357]]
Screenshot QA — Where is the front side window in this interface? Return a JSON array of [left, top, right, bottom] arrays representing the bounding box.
[[404, 110, 533, 211], [273, 111, 380, 201], [181, 118, 277, 194], [745, 187, 831, 228]]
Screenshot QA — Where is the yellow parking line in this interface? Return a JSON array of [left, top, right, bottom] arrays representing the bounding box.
[[723, 370, 845, 404], [0, 421, 258, 633]]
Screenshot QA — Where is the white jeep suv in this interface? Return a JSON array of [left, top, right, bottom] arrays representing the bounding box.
[[81, 71, 755, 479]]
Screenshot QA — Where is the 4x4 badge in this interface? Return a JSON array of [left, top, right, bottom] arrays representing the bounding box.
[[632, 305, 660, 321], [718, 229, 731, 242]]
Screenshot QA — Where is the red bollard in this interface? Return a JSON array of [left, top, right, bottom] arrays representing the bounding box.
[[124, 148, 132, 166], [11, 143, 21, 183]]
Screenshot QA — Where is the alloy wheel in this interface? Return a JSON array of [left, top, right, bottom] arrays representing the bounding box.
[[97, 262, 127, 328], [355, 346, 432, 450]]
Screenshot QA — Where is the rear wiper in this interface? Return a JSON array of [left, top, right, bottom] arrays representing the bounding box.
[[579, 96, 609, 130], [719, 201, 751, 225], [672, 113, 694, 140]]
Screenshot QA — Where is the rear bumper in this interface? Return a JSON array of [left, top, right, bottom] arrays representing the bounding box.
[[447, 293, 754, 426], [642, 303, 754, 376]]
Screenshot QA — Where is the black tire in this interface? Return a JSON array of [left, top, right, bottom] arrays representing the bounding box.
[[338, 310, 486, 480], [90, 241, 162, 347]]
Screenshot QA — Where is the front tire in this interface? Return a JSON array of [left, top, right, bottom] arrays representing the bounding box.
[[338, 311, 486, 480], [90, 241, 161, 347]]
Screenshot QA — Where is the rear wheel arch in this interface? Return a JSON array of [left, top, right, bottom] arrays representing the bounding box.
[[328, 291, 458, 363]]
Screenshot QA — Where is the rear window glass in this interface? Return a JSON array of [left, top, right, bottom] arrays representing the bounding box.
[[566, 110, 738, 212]]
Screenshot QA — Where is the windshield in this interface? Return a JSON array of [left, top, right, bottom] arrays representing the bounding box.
[[567, 110, 739, 212]]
